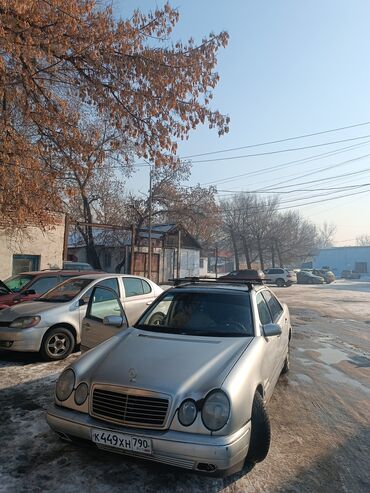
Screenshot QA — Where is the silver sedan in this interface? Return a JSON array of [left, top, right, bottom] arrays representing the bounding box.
[[47, 280, 291, 476], [0, 274, 162, 360]]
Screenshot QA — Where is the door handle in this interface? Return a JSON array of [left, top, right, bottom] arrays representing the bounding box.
[[84, 322, 91, 328]]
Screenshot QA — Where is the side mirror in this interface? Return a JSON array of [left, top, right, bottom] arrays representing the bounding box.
[[103, 315, 126, 328], [78, 298, 86, 306], [263, 323, 282, 338], [23, 289, 36, 296]]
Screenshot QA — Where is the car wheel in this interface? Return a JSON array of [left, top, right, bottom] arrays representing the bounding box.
[[40, 327, 75, 361], [245, 392, 271, 464], [281, 344, 290, 374], [148, 312, 165, 326], [276, 278, 285, 287]]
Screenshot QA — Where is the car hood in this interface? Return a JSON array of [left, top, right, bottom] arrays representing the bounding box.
[[0, 301, 67, 320], [84, 329, 252, 400]]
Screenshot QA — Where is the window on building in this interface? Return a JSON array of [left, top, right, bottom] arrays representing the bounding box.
[[104, 252, 112, 268], [199, 258, 204, 269], [355, 262, 368, 273], [12, 255, 40, 275]]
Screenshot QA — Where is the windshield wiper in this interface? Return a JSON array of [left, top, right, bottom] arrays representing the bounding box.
[[134, 324, 183, 334]]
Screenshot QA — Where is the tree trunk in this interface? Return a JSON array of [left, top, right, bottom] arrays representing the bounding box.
[[115, 249, 126, 273], [230, 229, 240, 270], [242, 237, 252, 269], [82, 195, 102, 269], [215, 244, 219, 278], [275, 241, 283, 267], [271, 245, 275, 267], [257, 236, 264, 271]]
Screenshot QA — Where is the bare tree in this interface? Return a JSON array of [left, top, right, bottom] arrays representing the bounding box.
[[317, 222, 337, 248], [356, 234, 370, 246]]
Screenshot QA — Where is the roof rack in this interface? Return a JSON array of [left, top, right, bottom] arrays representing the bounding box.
[[169, 277, 265, 288]]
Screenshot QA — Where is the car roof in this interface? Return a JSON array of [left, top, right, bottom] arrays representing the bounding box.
[[67, 273, 150, 280], [13, 270, 100, 277]]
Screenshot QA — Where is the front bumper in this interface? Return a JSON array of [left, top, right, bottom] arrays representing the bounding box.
[[0, 326, 47, 352], [47, 404, 251, 476]]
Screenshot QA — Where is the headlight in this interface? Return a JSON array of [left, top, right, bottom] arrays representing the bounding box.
[[74, 383, 89, 405], [10, 316, 41, 329], [56, 369, 75, 401], [201, 390, 230, 431], [178, 399, 197, 426]]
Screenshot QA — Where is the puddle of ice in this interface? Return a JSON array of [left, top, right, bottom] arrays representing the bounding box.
[[317, 347, 350, 365]]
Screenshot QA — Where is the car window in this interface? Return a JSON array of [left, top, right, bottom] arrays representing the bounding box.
[[38, 278, 93, 302], [4, 274, 33, 292], [136, 291, 254, 337], [141, 279, 152, 295], [97, 278, 119, 296], [123, 278, 144, 297], [29, 276, 59, 294], [262, 290, 283, 323], [256, 292, 272, 325], [87, 286, 125, 322]]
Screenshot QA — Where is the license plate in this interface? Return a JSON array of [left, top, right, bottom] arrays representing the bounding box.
[[91, 429, 152, 454]]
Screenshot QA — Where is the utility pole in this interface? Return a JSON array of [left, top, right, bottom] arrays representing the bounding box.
[[148, 165, 153, 280]]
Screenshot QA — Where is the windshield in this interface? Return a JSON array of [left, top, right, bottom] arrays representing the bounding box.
[[38, 278, 93, 302], [135, 291, 254, 337], [4, 274, 33, 292]]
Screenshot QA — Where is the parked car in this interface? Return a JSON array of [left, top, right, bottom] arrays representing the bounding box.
[[47, 277, 292, 476], [297, 271, 325, 284], [218, 269, 265, 281], [341, 270, 361, 280], [63, 261, 95, 271], [0, 269, 99, 310], [0, 274, 162, 360], [264, 268, 297, 287], [312, 269, 335, 283]]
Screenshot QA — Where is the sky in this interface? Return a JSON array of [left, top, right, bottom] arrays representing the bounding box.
[[112, 0, 370, 245]]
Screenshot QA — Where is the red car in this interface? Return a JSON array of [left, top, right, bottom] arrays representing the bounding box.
[[0, 269, 100, 310]]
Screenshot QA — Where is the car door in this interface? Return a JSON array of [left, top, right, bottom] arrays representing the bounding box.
[[121, 277, 155, 325], [262, 290, 288, 368], [256, 291, 282, 399], [81, 286, 128, 351]]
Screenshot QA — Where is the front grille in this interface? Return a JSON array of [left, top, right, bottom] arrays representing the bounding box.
[[0, 322, 11, 327], [91, 387, 169, 429]]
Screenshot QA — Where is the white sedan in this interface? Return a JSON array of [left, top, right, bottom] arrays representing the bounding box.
[[0, 274, 162, 360]]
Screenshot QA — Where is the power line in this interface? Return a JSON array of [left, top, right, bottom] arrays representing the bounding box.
[[177, 120, 370, 159], [185, 134, 370, 165], [198, 140, 370, 187]]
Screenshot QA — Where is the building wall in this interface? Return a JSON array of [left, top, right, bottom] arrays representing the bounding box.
[[0, 218, 65, 279], [313, 247, 370, 276]]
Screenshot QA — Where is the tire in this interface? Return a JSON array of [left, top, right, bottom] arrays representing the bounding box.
[[281, 344, 290, 374], [246, 392, 271, 464], [148, 312, 165, 326], [40, 327, 75, 361], [276, 278, 285, 287]]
